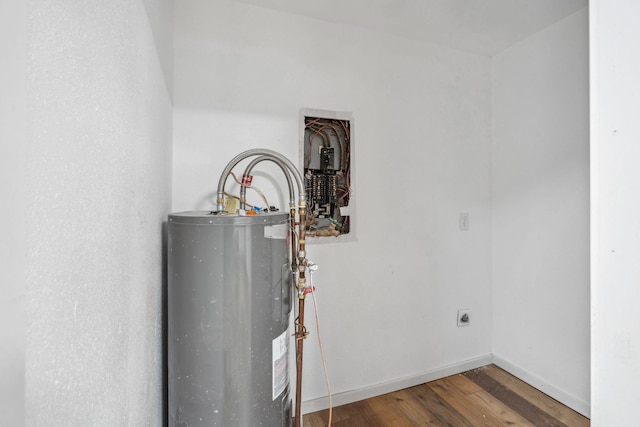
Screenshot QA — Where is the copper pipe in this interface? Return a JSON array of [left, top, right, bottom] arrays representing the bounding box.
[[290, 207, 297, 272], [294, 296, 306, 427], [294, 204, 308, 427], [298, 206, 307, 262]]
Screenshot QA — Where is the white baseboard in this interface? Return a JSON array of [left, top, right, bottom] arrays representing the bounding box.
[[301, 353, 591, 419], [492, 354, 591, 418], [301, 354, 493, 415]]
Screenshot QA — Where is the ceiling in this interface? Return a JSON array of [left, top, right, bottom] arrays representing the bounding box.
[[231, 0, 587, 56]]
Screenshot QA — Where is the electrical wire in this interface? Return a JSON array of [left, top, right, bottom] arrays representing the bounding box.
[[306, 119, 348, 171], [303, 118, 352, 233], [306, 125, 343, 170], [223, 192, 254, 209], [308, 269, 332, 426], [228, 171, 271, 209]]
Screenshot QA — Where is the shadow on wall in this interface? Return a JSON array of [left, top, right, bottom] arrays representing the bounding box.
[[162, 221, 169, 427]]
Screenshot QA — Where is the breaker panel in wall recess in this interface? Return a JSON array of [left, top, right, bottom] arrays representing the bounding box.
[[301, 112, 353, 240]]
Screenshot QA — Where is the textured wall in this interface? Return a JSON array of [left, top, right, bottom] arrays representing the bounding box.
[[25, 1, 172, 425], [0, 1, 27, 425]]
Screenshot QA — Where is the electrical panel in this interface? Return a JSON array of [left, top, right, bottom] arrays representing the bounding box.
[[302, 115, 352, 238]]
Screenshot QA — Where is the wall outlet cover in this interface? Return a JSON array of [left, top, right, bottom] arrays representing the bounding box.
[[457, 309, 471, 327]]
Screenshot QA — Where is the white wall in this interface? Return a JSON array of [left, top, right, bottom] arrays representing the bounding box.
[[590, 1, 640, 425], [1, 0, 599, 424], [492, 9, 590, 416], [24, 1, 172, 425], [0, 1, 27, 425], [173, 0, 493, 411]]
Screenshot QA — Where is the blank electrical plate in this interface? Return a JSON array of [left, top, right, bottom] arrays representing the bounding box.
[[459, 212, 469, 230], [457, 309, 471, 327]]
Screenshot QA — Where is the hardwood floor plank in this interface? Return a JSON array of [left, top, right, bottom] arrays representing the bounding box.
[[303, 365, 590, 427], [464, 367, 569, 427], [370, 393, 420, 427], [444, 373, 484, 395], [303, 412, 327, 427], [467, 389, 538, 427], [411, 383, 476, 427], [367, 391, 430, 426], [328, 400, 378, 427], [481, 365, 589, 427], [428, 377, 522, 427]]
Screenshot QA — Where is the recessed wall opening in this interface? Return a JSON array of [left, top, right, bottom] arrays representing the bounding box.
[[300, 110, 354, 241]]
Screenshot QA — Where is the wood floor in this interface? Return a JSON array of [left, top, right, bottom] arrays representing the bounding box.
[[303, 365, 589, 427]]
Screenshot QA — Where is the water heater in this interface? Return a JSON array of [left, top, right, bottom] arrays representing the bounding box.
[[168, 211, 293, 426]]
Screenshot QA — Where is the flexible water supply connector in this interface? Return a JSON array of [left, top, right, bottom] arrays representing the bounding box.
[[215, 148, 305, 213], [238, 155, 295, 211]]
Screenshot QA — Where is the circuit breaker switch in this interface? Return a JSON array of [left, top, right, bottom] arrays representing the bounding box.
[[320, 147, 335, 171]]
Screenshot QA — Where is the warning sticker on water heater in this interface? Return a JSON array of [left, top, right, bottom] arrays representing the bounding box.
[[264, 223, 288, 240], [272, 329, 289, 400]]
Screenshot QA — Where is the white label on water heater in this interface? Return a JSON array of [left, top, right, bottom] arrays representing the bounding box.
[[272, 328, 289, 400], [265, 223, 288, 240]]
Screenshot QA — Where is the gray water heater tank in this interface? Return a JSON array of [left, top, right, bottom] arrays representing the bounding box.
[[168, 211, 293, 427]]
